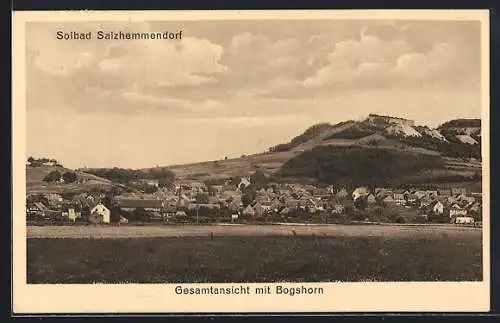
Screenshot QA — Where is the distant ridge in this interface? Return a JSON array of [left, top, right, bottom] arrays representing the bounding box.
[[28, 114, 482, 188]]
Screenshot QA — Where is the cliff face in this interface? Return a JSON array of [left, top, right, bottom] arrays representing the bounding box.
[[366, 114, 415, 127]]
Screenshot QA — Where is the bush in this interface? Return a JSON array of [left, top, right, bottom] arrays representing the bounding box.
[[413, 216, 428, 224], [394, 216, 406, 224], [62, 172, 77, 183], [43, 170, 62, 182]]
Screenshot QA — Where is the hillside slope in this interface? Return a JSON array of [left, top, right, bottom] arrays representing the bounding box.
[[26, 165, 112, 194], [166, 115, 481, 182]]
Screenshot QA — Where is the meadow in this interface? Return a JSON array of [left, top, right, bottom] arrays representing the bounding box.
[[27, 225, 482, 283]]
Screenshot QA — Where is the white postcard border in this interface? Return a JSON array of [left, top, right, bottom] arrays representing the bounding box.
[[12, 9, 491, 313]]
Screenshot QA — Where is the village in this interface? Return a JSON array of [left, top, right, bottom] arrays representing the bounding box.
[[26, 174, 483, 227]]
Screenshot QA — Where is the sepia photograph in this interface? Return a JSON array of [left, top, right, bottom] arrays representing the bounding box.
[[12, 10, 490, 313]]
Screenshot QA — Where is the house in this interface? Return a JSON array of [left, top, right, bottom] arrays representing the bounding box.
[[253, 202, 265, 217], [393, 193, 406, 205], [176, 196, 191, 209], [208, 196, 219, 205], [352, 187, 370, 200], [238, 177, 251, 190], [278, 188, 291, 196], [453, 216, 474, 225], [223, 183, 238, 192], [304, 199, 319, 213], [117, 199, 165, 212], [270, 198, 281, 212], [242, 205, 255, 217], [255, 194, 272, 205], [383, 195, 395, 204], [163, 204, 177, 216], [468, 202, 482, 214], [463, 196, 476, 204], [211, 185, 224, 195], [175, 210, 187, 217], [90, 202, 110, 224], [331, 205, 345, 215], [453, 193, 467, 202], [68, 208, 81, 222], [375, 188, 393, 195], [419, 197, 433, 208], [438, 189, 452, 196], [27, 202, 49, 218], [45, 193, 63, 206], [227, 201, 241, 213], [188, 203, 220, 211], [375, 188, 393, 199], [312, 188, 328, 196], [335, 188, 349, 199], [280, 207, 292, 215], [449, 204, 467, 217], [414, 191, 428, 200], [405, 193, 418, 204], [431, 201, 444, 215], [284, 199, 299, 209], [366, 194, 377, 204], [425, 190, 438, 197], [451, 187, 467, 195], [42, 160, 58, 166]]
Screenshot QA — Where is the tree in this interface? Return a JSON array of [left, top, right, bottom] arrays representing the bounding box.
[[27, 193, 49, 205], [158, 177, 174, 189], [354, 196, 368, 210], [230, 175, 242, 186], [242, 186, 257, 207], [250, 170, 268, 189], [62, 171, 77, 183], [207, 185, 217, 197], [43, 170, 61, 182], [110, 206, 121, 223], [133, 208, 148, 221], [143, 185, 158, 194], [196, 192, 210, 204]]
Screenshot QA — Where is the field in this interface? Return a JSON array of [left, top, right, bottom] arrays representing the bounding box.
[[167, 151, 299, 180], [27, 224, 482, 283], [26, 165, 112, 194]]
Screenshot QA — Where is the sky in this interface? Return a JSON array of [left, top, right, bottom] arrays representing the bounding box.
[[25, 19, 482, 169]]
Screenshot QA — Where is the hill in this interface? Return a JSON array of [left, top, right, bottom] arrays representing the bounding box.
[[164, 114, 481, 184], [439, 119, 481, 129], [27, 114, 481, 188], [276, 145, 474, 187], [26, 165, 113, 194]]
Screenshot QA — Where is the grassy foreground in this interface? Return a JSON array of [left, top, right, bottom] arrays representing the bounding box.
[[27, 234, 482, 283]]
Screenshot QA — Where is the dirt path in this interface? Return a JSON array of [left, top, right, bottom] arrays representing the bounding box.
[[26, 224, 482, 239]]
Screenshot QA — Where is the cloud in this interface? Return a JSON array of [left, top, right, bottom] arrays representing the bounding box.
[[26, 20, 481, 120], [90, 36, 228, 88], [301, 30, 479, 90], [26, 22, 231, 116]]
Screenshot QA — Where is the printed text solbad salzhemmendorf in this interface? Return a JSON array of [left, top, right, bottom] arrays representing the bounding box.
[[56, 30, 183, 40]]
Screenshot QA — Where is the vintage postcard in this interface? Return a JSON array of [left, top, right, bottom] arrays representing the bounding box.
[[12, 10, 490, 313]]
